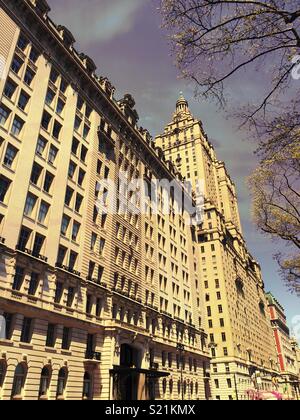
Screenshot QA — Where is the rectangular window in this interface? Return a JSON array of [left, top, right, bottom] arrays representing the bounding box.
[[61, 215, 70, 236], [32, 233, 45, 256], [4, 79, 17, 99], [41, 111, 51, 131], [36, 137, 47, 156], [4, 144, 18, 168], [30, 162, 43, 185], [75, 194, 83, 212], [48, 145, 58, 165], [69, 252, 77, 270], [56, 98, 65, 115], [86, 294, 92, 314], [71, 138, 80, 155], [12, 266, 24, 291], [54, 282, 63, 304], [11, 55, 23, 74], [11, 116, 24, 137], [66, 287, 75, 308], [29, 47, 39, 63], [62, 327, 71, 350], [0, 105, 11, 126], [72, 221, 80, 242], [45, 88, 55, 106], [24, 194, 37, 217], [43, 172, 54, 193], [17, 35, 28, 51], [68, 161, 76, 179], [18, 91, 30, 111], [50, 68, 59, 84], [46, 324, 56, 348], [52, 120, 62, 139], [78, 169, 85, 186], [21, 318, 32, 343], [57, 246, 67, 266], [24, 67, 35, 86], [28, 272, 39, 296], [74, 116, 81, 131], [18, 227, 31, 251], [3, 313, 13, 340], [65, 187, 74, 207], [81, 145, 88, 162]]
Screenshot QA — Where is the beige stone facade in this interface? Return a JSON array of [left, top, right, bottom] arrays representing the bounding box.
[[155, 95, 279, 400], [0, 0, 210, 401]]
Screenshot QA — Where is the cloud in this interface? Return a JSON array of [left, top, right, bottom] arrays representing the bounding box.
[[48, 0, 146, 45]]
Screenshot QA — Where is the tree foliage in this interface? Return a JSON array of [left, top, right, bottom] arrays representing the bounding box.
[[161, 0, 300, 115]]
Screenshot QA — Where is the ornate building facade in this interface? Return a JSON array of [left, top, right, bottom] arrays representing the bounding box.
[[0, 0, 210, 401], [266, 293, 300, 399], [155, 95, 279, 400]]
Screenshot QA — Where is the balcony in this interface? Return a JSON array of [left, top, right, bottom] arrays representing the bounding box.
[[56, 262, 81, 277], [85, 351, 102, 362], [16, 245, 48, 263]]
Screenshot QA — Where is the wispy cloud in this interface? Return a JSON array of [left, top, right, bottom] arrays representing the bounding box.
[[48, 0, 146, 46]]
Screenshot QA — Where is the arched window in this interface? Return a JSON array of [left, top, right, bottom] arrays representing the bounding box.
[[39, 366, 51, 399], [169, 379, 173, 395], [56, 368, 68, 399], [11, 364, 27, 400], [0, 360, 6, 389], [162, 379, 167, 395], [83, 372, 92, 400]]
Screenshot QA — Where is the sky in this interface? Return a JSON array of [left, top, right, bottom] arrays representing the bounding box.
[[47, 0, 299, 339]]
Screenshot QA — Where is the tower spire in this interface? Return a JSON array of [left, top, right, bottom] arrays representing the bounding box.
[[174, 92, 191, 120]]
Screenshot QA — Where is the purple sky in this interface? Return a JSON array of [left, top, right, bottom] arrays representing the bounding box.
[[47, 0, 299, 338]]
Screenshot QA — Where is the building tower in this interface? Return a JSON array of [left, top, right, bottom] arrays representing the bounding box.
[[156, 95, 279, 400]]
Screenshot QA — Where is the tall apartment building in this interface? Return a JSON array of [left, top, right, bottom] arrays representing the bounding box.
[[0, 0, 210, 401], [266, 293, 300, 399], [156, 95, 279, 400]]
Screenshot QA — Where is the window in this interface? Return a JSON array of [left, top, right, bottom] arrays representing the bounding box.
[[223, 348, 228, 356], [4, 79, 17, 99], [222, 332, 227, 342], [48, 145, 58, 165], [62, 327, 71, 350], [45, 88, 55, 106], [17, 35, 28, 51], [60, 79, 68, 93], [83, 372, 92, 400], [11, 116, 24, 136], [39, 367, 51, 398], [227, 379, 232, 388], [72, 221, 80, 242], [30, 162, 43, 184], [52, 120, 62, 139], [18, 91, 30, 111], [77, 97, 84, 111], [45, 324, 56, 348], [11, 364, 27, 400], [3, 313, 13, 340], [99, 238, 105, 256], [4, 144, 18, 168], [71, 138, 79, 155], [66, 287, 75, 307], [54, 282, 63, 304], [65, 187, 74, 206], [56, 98, 65, 115], [21, 317, 32, 343], [220, 318, 225, 328], [90, 233, 97, 251], [0, 176, 11, 202], [56, 368, 67, 398], [86, 294, 92, 314], [29, 47, 39, 63], [36, 137, 47, 156], [68, 161, 76, 179], [81, 145, 88, 162], [18, 227, 31, 251], [214, 379, 220, 389], [11, 56, 23, 74], [83, 125, 90, 139], [32, 233, 45, 256], [61, 215, 70, 236], [24, 194, 37, 217], [0, 105, 10, 126], [75, 194, 83, 212], [50, 68, 59, 84], [43, 172, 54, 193], [57, 246, 67, 266], [28, 272, 39, 296], [12, 266, 24, 291], [24, 67, 35, 86], [74, 116, 81, 131], [69, 252, 77, 270], [78, 169, 85, 186], [41, 111, 51, 131], [0, 361, 6, 389], [218, 305, 223, 314]]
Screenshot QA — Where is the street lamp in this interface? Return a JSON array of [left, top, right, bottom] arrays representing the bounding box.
[[177, 343, 185, 401]]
